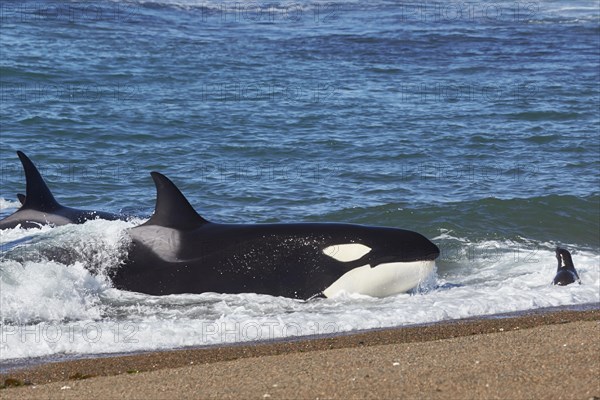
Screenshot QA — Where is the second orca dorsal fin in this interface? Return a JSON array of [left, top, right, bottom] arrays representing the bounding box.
[[143, 172, 210, 230], [17, 193, 26, 205], [17, 151, 61, 212]]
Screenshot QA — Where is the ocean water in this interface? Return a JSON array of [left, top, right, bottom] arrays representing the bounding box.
[[0, 0, 599, 365]]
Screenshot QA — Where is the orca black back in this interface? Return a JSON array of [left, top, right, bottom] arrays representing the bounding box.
[[113, 172, 440, 299]]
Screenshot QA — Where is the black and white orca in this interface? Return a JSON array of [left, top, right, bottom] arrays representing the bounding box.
[[112, 172, 440, 299], [0, 151, 122, 230], [553, 247, 581, 286]]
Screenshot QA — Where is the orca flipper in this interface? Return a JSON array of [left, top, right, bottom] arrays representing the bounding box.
[[143, 172, 210, 230], [17, 151, 61, 212]]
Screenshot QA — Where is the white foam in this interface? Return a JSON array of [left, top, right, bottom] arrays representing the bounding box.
[[0, 198, 20, 211], [0, 260, 107, 323]]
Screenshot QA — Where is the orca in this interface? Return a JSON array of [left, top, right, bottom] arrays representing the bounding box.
[[112, 172, 440, 299], [0, 151, 122, 230], [553, 247, 580, 286]]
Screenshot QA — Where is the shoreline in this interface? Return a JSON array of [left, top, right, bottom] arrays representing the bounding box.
[[3, 302, 598, 374], [1, 303, 598, 393]]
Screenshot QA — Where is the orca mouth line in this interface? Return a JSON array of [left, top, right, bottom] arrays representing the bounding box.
[[369, 254, 439, 267]]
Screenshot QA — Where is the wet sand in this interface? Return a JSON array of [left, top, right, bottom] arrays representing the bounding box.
[[2, 307, 599, 399]]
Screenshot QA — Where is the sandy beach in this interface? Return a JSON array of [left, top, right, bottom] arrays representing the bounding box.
[[2, 306, 599, 399]]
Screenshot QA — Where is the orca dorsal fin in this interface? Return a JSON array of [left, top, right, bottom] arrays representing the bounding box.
[[556, 247, 572, 269], [17, 193, 26, 205], [17, 151, 61, 212], [144, 172, 210, 230]]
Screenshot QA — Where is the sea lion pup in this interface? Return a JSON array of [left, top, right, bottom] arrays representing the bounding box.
[[553, 247, 581, 286]]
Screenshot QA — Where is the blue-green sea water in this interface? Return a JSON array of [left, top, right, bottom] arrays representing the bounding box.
[[0, 1, 598, 364]]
